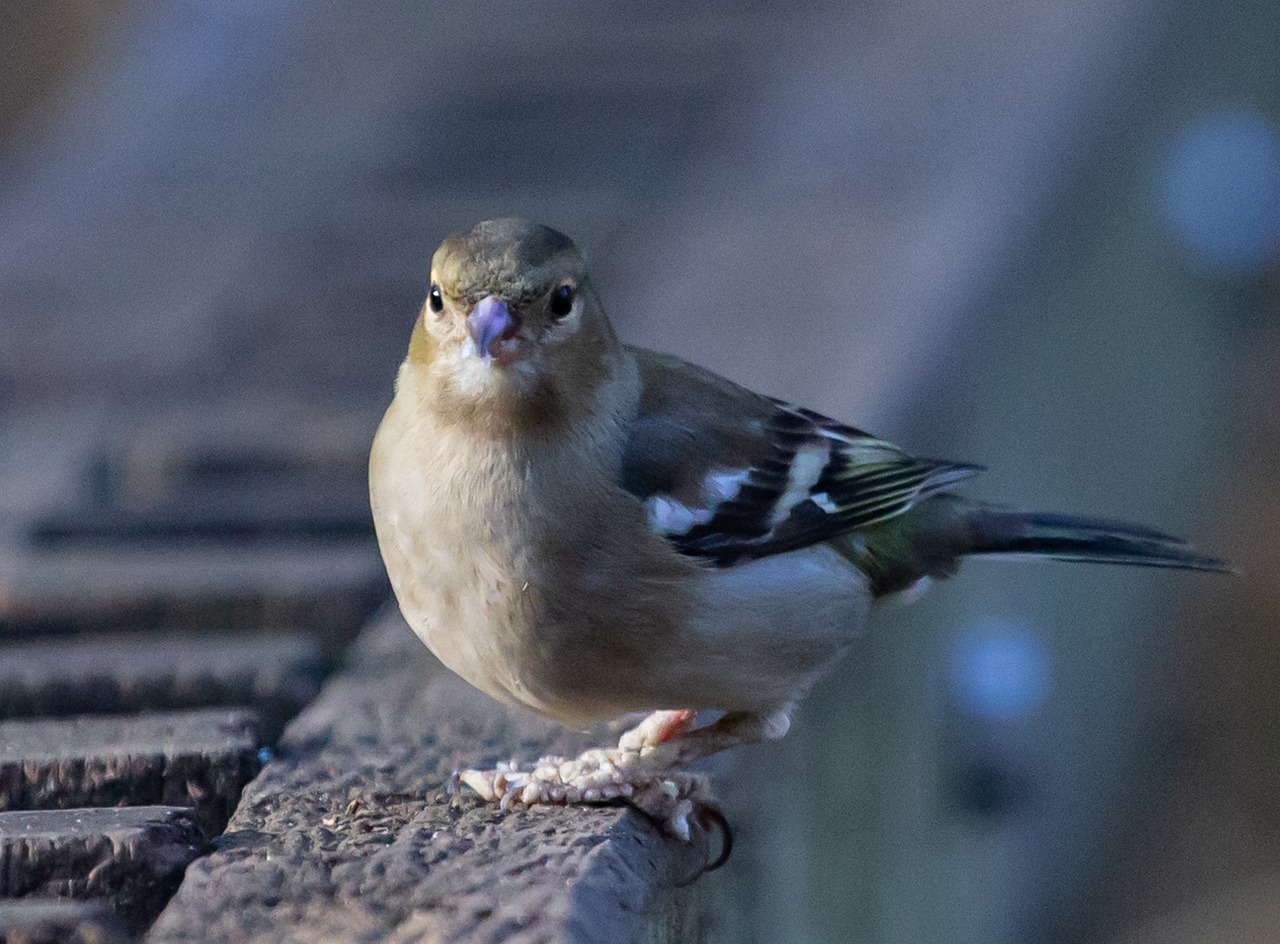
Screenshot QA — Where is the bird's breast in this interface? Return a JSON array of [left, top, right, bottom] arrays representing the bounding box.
[[370, 400, 548, 711]]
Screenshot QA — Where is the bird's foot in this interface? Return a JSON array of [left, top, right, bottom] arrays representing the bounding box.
[[453, 710, 714, 840], [618, 708, 698, 751]]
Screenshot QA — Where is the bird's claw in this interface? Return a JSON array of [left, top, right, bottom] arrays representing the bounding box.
[[454, 745, 715, 842]]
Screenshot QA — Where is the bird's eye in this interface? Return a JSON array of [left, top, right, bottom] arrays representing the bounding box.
[[550, 283, 575, 319], [428, 284, 444, 314]]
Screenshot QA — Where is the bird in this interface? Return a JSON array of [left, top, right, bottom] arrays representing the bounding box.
[[369, 217, 1227, 838]]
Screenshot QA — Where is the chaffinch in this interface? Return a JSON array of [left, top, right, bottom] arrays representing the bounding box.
[[369, 218, 1225, 838]]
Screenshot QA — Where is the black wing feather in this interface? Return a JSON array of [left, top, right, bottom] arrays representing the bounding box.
[[622, 366, 981, 566]]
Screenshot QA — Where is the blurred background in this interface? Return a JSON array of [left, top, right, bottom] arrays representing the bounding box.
[[1, 1, 1277, 942]]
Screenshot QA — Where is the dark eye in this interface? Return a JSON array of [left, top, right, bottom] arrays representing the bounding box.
[[550, 283, 575, 319], [428, 284, 444, 314]]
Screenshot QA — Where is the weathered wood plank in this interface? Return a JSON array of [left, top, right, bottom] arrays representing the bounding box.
[[0, 632, 323, 741], [0, 900, 129, 944], [27, 505, 373, 547], [0, 543, 385, 647], [76, 404, 375, 535], [0, 403, 386, 646], [0, 709, 261, 835], [147, 609, 711, 944], [27, 409, 374, 549], [0, 807, 203, 930]]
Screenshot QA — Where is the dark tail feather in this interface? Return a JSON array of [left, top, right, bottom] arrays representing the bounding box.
[[967, 508, 1233, 573]]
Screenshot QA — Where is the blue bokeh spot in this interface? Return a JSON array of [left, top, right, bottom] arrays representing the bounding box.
[[1159, 107, 1280, 273], [950, 622, 1050, 720]]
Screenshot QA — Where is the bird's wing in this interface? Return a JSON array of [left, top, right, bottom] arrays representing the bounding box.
[[620, 347, 981, 566]]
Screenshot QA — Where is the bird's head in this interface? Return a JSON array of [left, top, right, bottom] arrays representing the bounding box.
[[406, 219, 622, 424]]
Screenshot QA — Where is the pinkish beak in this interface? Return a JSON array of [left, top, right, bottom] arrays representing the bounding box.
[[466, 295, 519, 360]]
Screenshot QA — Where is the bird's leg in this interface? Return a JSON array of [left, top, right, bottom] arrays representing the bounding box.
[[633, 707, 792, 766], [617, 708, 698, 751], [454, 707, 791, 840]]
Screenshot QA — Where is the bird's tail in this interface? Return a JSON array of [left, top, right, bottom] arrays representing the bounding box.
[[854, 496, 1231, 596], [963, 506, 1230, 572]]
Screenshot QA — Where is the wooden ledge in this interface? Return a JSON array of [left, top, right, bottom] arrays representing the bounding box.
[[0, 806, 203, 930], [147, 608, 711, 943], [0, 900, 130, 944], [0, 632, 324, 742], [0, 709, 261, 836]]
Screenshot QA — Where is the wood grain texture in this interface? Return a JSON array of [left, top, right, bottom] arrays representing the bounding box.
[[0, 632, 322, 742], [0, 709, 261, 835], [147, 608, 713, 944], [0, 806, 202, 930], [0, 900, 130, 944]]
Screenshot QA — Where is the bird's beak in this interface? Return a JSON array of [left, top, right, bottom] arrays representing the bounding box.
[[466, 295, 520, 362]]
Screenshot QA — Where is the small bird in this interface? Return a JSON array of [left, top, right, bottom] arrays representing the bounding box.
[[369, 218, 1226, 837]]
